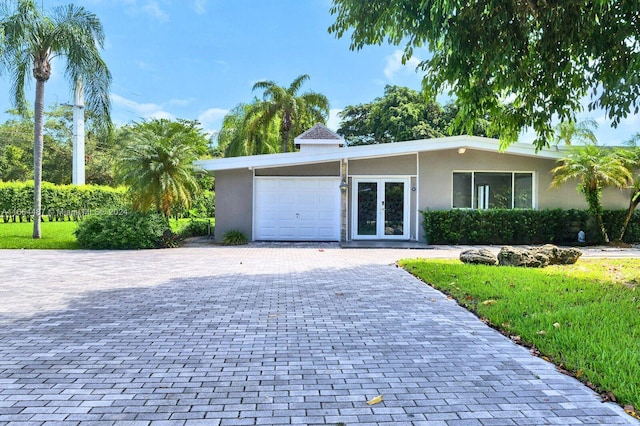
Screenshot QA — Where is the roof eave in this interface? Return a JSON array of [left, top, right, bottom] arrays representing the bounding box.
[[196, 136, 567, 172]]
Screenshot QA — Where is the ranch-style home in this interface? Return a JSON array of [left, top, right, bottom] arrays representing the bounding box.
[[196, 124, 628, 244]]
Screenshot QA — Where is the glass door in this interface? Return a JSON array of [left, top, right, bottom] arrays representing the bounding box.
[[353, 178, 410, 239]]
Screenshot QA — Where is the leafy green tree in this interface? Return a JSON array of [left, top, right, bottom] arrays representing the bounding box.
[[217, 103, 280, 157], [338, 86, 496, 145], [126, 118, 212, 158], [553, 119, 599, 146], [45, 104, 118, 186], [117, 121, 202, 217], [0, 114, 33, 181], [329, 1, 640, 150], [0, 105, 118, 185], [551, 144, 632, 243], [336, 103, 374, 145], [250, 74, 329, 153], [0, 0, 111, 238]]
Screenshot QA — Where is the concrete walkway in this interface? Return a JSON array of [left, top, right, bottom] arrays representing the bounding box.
[[0, 245, 637, 425]]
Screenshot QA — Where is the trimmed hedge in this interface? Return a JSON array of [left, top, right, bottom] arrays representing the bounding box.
[[0, 181, 126, 222], [74, 212, 175, 250], [422, 209, 640, 245]]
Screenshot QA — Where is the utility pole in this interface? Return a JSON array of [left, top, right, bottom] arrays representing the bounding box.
[[72, 78, 85, 185]]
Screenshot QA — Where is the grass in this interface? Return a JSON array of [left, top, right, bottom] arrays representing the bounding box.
[[0, 217, 215, 249], [399, 258, 640, 411], [0, 220, 80, 249]]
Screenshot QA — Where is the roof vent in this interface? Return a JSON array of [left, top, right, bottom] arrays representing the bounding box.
[[294, 123, 345, 153]]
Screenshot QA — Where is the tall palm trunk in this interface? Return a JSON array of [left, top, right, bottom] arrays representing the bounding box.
[[281, 111, 292, 153], [617, 190, 640, 242], [585, 188, 609, 243], [32, 79, 46, 238]]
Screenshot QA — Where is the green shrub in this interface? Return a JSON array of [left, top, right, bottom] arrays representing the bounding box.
[[0, 181, 126, 222], [74, 212, 174, 249], [422, 209, 640, 245], [179, 218, 212, 238], [221, 230, 248, 245]]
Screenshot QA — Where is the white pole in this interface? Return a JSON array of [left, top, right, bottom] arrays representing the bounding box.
[[72, 77, 85, 185]]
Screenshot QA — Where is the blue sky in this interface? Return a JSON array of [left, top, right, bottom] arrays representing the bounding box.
[[0, 0, 638, 146]]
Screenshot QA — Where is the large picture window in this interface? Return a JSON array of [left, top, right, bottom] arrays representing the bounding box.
[[452, 172, 534, 209]]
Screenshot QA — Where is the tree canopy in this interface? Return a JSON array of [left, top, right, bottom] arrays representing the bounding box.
[[250, 74, 329, 153], [338, 85, 494, 145], [329, 0, 640, 150], [216, 103, 281, 157], [117, 119, 203, 217]]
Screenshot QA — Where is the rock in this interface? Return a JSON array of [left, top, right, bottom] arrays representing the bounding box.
[[459, 248, 498, 265], [498, 244, 583, 267], [498, 246, 549, 267], [534, 244, 582, 265]]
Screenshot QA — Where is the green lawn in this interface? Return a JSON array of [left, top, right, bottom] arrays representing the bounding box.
[[0, 217, 214, 249], [400, 258, 640, 413], [0, 220, 80, 249]]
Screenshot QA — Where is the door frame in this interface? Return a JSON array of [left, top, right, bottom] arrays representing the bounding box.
[[351, 177, 411, 240]]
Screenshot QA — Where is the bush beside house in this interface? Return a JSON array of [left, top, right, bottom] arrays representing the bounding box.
[[423, 209, 640, 245]]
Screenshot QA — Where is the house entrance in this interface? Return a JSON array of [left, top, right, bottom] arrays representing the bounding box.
[[352, 178, 410, 239]]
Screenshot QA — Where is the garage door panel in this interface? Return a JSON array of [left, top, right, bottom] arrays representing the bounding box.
[[254, 177, 340, 241]]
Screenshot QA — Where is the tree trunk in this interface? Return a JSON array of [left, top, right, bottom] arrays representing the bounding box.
[[282, 128, 289, 153], [32, 79, 46, 239], [585, 188, 609, 243], [616, 191, 640, 242], [596, 213, 610, 244], [282, 111, 292, 153]]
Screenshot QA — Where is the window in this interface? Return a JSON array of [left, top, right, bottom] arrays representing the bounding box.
[[452, 172, 534, 209]]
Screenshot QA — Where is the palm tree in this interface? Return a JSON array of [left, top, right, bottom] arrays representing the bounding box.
[[553, 118, 598, 146], [551, 143, 632, 243], [218, 103, 280, 157], [615, 133, 640, 242], [0, 0, 111, 238], [250, 74, 329, 153], [117, 125, 201, 218]]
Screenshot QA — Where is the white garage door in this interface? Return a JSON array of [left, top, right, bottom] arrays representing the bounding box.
[[254, 177, 341, 241]]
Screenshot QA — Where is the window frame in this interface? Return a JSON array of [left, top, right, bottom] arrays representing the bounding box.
[[451, 170, 536, 210]]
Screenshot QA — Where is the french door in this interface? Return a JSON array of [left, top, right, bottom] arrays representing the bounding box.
[[352, 178, 410, 239]]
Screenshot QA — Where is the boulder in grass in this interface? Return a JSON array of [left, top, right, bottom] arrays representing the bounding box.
[[534, 244, 582, 265], [459, 248, 498, 265], [498, 246, 549, 268], [498, 244, 582, 267]]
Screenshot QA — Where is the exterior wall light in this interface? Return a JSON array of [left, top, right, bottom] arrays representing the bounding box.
[[458, 147, 466, 154], [339, 179, 349, 192]]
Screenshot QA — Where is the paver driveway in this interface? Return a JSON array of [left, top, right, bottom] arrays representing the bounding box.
[[0, 244, 636, 425]]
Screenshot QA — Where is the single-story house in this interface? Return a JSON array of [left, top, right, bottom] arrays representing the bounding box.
[[196, 124, 628, 243]]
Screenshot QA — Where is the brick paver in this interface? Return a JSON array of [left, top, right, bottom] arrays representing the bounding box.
[[0, 244, 637, 425]]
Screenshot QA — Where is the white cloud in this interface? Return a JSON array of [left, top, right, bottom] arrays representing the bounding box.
[[135, 60, 154, 71], [168, 98, 192, 107], [111, 93, 175, 121], [198, 107, 229, 134], [193, 0, 208, 15], [141, 1, 169, 22], [326, 108, 342, 132], [384, 50, 422, 81]]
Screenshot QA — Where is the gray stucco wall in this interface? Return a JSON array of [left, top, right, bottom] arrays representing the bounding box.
[[255, 162, 340, 176], [213, 169, 253, 242], [349, 154, 417, 176], [417, 149, 630, 241]]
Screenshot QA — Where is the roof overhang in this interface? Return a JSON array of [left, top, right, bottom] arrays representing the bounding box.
[[196, 135, 567, 172]]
